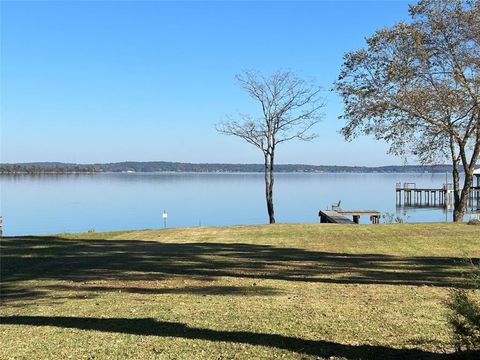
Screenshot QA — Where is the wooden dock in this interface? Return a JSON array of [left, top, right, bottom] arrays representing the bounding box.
[[395, 182, 454, 207], [319, 210, 380, 224], [395, 181, 480, 210], [319, 210, 354, 224], [471, 186, 480, 210]]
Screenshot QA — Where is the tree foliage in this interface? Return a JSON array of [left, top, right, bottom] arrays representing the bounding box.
[[335, 0, 480, 221]]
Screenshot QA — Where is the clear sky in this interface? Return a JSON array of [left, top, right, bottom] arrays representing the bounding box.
[[1, 0, 412, 166]]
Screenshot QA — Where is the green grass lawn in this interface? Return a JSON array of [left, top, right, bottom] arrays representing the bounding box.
[[1, 223, 480, 359]]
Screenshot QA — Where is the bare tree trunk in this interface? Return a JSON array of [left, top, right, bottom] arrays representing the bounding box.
[[453, 134, 480, 222], [269, 152, 275, 224], [264, 152, 275, 224], [450, 137, 463, 222], [455, 171, 473, 222], [452, 166, 462, 222]]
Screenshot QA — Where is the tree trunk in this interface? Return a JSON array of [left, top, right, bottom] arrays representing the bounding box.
[[449, 135, 463, 222], [264, 152, 275, 224], [454, 172, 473, 222], [451, 158, 462, 222], [453, 133, 480, 222]]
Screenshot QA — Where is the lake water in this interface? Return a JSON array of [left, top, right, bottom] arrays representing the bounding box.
[[0, 172, 458, 236]]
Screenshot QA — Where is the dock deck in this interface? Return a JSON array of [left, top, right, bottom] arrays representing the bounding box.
[[395, 181, 479, 210], [319, 210, 355, 224], [319, 210, 380, 224], [395, 182, 454, 207]]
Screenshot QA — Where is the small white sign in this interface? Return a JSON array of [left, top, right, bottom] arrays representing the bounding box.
[[162, 211, 168, 219]]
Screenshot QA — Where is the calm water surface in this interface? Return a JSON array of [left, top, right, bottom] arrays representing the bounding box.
[[0, 172, 455, 236]]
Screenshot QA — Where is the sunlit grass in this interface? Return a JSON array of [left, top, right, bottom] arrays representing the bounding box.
[[1, 223, 479, 359]]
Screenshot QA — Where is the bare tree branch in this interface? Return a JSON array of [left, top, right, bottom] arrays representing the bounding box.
[[216, 70, 325, 223]]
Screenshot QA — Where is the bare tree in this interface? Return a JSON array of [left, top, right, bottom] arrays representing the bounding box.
[[217, 70, 325, 224], [335, 0, 480, 221]]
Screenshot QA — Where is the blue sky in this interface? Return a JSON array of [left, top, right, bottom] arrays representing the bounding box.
[[1, 0, 411, 166]]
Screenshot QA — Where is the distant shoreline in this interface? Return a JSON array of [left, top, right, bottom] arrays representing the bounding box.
[[0, 161, 470, 174], [0, 171, 461, 175]]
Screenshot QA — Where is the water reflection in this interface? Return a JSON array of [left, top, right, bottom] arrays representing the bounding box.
[[0, 172, 464, 236]]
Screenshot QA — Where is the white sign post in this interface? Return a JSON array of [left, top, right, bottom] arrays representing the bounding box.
[[162, 210, 168, 229]]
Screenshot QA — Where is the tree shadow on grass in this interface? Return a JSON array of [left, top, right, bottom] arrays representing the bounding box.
[[1, 315, 470, 359], [39, 284, 281, 296], [1, 235, 477, 302]]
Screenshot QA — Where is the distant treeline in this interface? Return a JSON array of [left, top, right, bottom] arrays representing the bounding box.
[[0, 161, 461, 174], [0, 163, 99, 174]]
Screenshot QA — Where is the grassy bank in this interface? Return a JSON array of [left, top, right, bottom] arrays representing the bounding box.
[[1, 223, 480, 359]]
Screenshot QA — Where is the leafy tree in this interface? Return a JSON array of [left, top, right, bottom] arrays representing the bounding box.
[[217, 70, 324, 224], [335, 0, 480, 221]]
